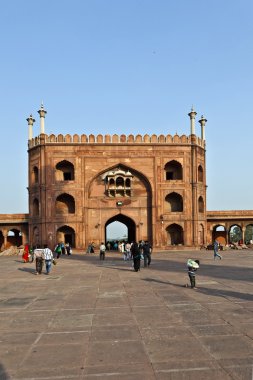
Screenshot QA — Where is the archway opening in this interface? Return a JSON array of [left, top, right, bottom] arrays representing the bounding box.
[[7, 229, 22, 247], [212, 225, 227, 245], [245, 224, 253, 244], [56, 193, 75, 214], [56, 225, 76, 247], [105, 214, 136, 246], [166, 224, 184, 245], [165, 192, 183, 212], [164, 160, 183, 180], [56, 160, 75, 181], [229, 225, 242, 244]]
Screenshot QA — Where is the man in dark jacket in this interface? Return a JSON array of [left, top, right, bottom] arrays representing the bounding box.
[[143, 241, 152, 267]]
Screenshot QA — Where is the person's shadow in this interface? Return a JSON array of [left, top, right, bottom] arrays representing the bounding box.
[[0, 362, 11, 379], [18, 267, 36, 274]]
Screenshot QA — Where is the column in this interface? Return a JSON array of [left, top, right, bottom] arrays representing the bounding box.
[[198, 115, 207, 140], [26, 114, 35, 140], [37, 103, 47, 134], [188, 107, 197, 135]]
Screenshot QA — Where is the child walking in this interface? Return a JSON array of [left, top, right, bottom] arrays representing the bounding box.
[[187, 259, 200, 289]]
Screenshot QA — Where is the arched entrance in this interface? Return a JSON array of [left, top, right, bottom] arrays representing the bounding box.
[[56, 225, 76, 247], [87, 164, 152, 247], [166, 224, 184, 245], [105, 214, 136, 243]]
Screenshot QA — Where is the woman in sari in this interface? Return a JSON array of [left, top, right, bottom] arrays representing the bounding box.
[[22, 243, 30, 263]]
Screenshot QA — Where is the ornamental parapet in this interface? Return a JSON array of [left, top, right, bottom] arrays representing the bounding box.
[[28, 133, 205, 149]]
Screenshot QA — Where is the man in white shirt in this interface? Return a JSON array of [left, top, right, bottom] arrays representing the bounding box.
[[43, 245, 54, 275], [99, 242, 106, 260]]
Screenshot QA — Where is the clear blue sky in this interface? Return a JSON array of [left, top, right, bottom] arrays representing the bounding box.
[[0, 0, 252, 213]]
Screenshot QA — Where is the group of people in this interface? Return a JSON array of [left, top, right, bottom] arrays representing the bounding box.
[[54, 242, 72, 258], [99, 240, 152, 272], [33, 246, 54, 275], [22, 241, 72, 275], [22, 238, 223, 287]]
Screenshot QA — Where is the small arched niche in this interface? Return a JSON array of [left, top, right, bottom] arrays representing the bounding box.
[[164, 160, 183, 180], [56, 160, 75, 181], [165, 192, 183, 212], [55, 193, 75, 214]]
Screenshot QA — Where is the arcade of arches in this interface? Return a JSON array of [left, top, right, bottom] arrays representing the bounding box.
[[1, 210, 253, 250]]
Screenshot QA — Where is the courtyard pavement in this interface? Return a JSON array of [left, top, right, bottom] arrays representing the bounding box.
[[0, 249, 253, 379]]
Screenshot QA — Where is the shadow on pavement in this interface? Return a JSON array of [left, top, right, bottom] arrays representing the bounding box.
[[18, 267, 36, 274], [0, 363, 11, 380]]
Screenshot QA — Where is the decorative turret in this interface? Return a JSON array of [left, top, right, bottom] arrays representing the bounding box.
[[26, 114, 35, 140], [37, 103, 47, 134], [188, 107, 197, 135], [198, 115, 207, 140]]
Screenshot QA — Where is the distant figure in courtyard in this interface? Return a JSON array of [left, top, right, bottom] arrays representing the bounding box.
[[60, 242, 66, 255], [54, 243, 62, 259], [34, 248, 44, 275], [99, 242, 106, 260], [65, 242, 72, 255], [87, 242, 95, 254], [143, 240, 152, 267], [22, 243, 30, 263], [131, 242, 141, 272], [125, 242, 131, 260], [187, 259, 200, 289], [214, 239, 222, 260]]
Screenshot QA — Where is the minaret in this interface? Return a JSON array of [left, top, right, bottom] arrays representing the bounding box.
[[26, 114, 35, 140], [188, 106, 197, 135], [37, 103, 47, 134], [198, 115, 207, 140]]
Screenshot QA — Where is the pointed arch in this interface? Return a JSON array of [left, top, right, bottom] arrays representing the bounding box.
[[164, 160, 183, 180], [198, 196, 204, 213], [56, 160, 75, 181], [166, 223, 184, 245], [55, 193, 75, 214], [32, 166, 39, 184], [56, 225, 76, 247], [105, 214, 136, 243], [198, 165, 204, 182], [165, 192, 183, 212]]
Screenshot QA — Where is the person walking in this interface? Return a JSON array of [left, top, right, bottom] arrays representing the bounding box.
[[99, 242, 106, 260], [131, 242, 141, 272], [44, 245, 54, 275], [54, 243, 62, 259], [143, 241, 152, 267], [214, 239, 222, 260], [34, 248, 44, 275]]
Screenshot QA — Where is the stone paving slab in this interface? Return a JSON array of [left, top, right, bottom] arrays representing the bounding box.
[[0, 249, 253, 379]]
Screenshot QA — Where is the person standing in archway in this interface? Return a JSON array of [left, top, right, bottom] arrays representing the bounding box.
[[131, 242, 141, 272]]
